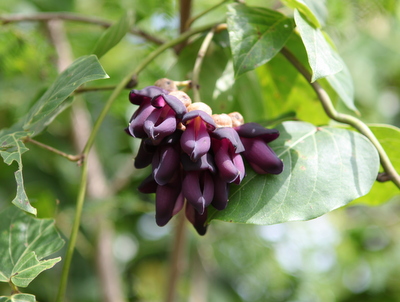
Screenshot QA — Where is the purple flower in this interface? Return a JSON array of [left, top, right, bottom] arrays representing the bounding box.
[[211, 127, 245, 184], [155, 174, 184, 227], [185, 203, 208, 236], [235, 123, 283, 174], [127, 87, 187, 143], [180, 110, 216, 161], [211, 174, 229, 210], [182, 153, 215, 214], [143, 94, 187, 144], [152, 144, 180, 186]]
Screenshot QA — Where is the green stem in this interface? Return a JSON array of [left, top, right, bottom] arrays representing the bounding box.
[[191, 27, 216, 103], [281, 47, 400, 189], [25, 137, 81, 162], [82, 22, 215, 156], [185, 0, 230, 29], [55, 159, 88, 302]]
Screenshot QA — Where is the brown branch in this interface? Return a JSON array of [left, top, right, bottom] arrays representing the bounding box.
[[165, 210, 187, 302], [0, 12, 164, 45]]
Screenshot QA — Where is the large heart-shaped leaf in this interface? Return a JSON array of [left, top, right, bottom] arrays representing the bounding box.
[[0, 207, 65, 287], [0, 294, 36, 302], [294, 10, 342, 82], [23, 55, 109, 136], [227, 3, 294, 78], [92, 11, 134, 59], [208, 121, 379, 225]]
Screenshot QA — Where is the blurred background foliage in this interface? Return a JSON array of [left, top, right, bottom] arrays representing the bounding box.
[[1, 0, 400, 301]]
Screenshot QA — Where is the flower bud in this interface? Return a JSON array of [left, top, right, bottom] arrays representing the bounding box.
[[212, 114, 233, 128], [169, 90, 192, 107], [229, 112, 244, 127], [187, 102, 212, 116], [154, 78, 178, 92]]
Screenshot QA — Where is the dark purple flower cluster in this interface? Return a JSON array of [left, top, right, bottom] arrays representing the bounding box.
[[126, 82, 283, 235]]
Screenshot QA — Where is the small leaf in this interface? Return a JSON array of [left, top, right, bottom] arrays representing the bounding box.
[[282, 0, 321, 28], [294, 10, 342, 82], [0, 294, 36, 302], [208, 121, 379, 225], [0, 207, 65, 287], [227, 3, 294, 78], [0, 131, 35, 215], [354, 124, 400, 205], [23, 55, 109, 136], [92, 11, 134, 59], [326, 55, 358, 112]]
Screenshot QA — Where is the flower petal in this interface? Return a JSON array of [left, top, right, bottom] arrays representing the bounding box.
[[241, 137, 284, 174], [181, 117, 211, 161], [185, 203, 208, 235], [182, 171, 214, 214], [129, 86, 167, 105], [235, 122, 280, 143], [152, 144, 180, 186]]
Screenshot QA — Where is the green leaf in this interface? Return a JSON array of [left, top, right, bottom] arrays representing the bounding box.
[[294, 10, 342, 82], [208, 121, 379, 225], [354, 124, 400, 205], [23, 55, 109, 136], [326, 56, 357, 113], [282, 0, 321, 28], [0, 207, 64, 287], [227, 3, 294, 78], [0, 294, 36, 302], [92, 11, 134, 59], [0, 131, 35, 215]]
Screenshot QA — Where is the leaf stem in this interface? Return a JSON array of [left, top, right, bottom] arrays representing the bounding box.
[[24, 137, 82, 162], [82, 22, 215, 156], [55, 159, 88, 302], [191, 26, 217, 103], [185, 0, 230, 29], [281, 47, 400, 189], [165, 209, 187, 302], [0, 12, 164, 45], [9, 281, 20, 294]]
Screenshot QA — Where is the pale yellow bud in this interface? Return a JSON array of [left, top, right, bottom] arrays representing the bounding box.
[[169, 90, 192, 107], [154, 78, 177, 92], [212, 114, 233, 128], [229, 112, 244, 127], [187, 102, 212, 116]]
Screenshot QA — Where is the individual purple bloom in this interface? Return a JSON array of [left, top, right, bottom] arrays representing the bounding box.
[[211, 127, 245, 184], [180, 110, 216, 162], [152, 144, 180, 186], [155, 174, 184, 226], [211, 174, 229, 211], [144, 94, 187, 144], [138, 174, 158, 194], [126, 99, 156, 138], [235, 123, 283, 175], [182, 170, 214, 215], [186, 203, 208, 236], [134, 140, 157, 169], [129, 86, 168, 105]]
